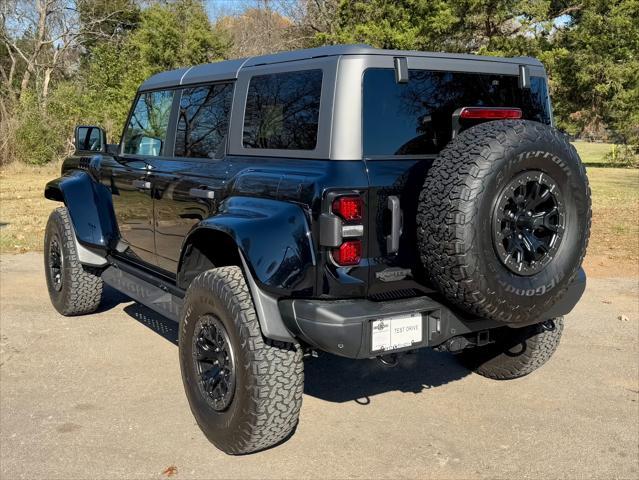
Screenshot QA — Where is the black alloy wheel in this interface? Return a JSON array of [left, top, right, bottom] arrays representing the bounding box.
[[493, 170, 566, 276], [192, 315, 236, 412], [48, 234, 64, 291]]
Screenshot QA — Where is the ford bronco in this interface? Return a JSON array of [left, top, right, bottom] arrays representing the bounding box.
[[44, 45, 591, 454]]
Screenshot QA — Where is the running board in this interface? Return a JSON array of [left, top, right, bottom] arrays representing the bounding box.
[[102, 266, 183, 322]]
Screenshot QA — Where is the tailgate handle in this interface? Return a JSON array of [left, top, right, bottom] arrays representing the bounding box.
[[386, 195, 402, 254]]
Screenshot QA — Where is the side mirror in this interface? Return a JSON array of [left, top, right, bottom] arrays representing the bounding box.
[[138, 135, 163, 156], [75, 125, 106, 152]]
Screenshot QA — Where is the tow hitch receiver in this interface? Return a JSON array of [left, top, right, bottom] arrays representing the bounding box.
[[437, 329, 494, 353]]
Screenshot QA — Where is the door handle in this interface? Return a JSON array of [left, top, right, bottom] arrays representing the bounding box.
[[189, 188, 215, 200], [386, 195, 403, 254], [133, 179, 151, 190]]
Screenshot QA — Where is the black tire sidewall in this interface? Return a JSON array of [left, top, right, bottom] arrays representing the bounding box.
[[474, 131, 590, 319], [179, 278, 253, 448], [44, 209, 73, 313]]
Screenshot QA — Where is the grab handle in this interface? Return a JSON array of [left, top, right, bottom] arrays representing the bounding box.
[[386, 195, 402, 254]]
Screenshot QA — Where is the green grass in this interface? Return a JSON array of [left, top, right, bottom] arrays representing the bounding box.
[[572, 141, 638, 168], [585, 168, 639, 270], [572, 141, 614, 166]]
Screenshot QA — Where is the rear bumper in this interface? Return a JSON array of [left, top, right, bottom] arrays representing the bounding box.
[[279, 268, 586, 359]]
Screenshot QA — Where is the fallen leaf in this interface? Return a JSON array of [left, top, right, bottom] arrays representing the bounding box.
[[162, 465, 178, 477]]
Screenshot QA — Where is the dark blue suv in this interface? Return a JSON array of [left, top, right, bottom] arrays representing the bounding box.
[[43, 45, 591, 454]]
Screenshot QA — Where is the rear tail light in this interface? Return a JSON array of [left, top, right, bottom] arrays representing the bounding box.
[[332, 196, 363, 222], [327, 194, 364, 266], [459, 107, 522, 120], [332, 240, 362, 266]]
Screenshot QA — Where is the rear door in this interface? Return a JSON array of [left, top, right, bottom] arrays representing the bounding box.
[[151, 82, 234, 273], [362, 61, 552, 297]]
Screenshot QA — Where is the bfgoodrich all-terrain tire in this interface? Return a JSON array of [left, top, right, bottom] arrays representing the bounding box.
[[179, 266, 304, 455], [418, 120, 591, 324], [44, 207, 103, 315], [458, 317, 564, 379]]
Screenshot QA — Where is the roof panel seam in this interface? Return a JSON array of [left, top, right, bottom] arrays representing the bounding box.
[[179, 66, 194, 85], [236, 56, 254, 76]]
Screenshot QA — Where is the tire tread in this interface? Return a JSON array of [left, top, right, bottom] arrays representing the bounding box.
[[45, 207, 103, 316], [182, 266, 303, 454]]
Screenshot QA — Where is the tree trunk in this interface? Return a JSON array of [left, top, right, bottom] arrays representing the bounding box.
[[42, 67, 52, 99]]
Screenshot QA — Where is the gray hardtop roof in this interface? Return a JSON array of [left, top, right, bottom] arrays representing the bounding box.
[[139, 44, 543, 92]]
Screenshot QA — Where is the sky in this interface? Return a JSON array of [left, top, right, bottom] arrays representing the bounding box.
[[204, 0, 270, 20]]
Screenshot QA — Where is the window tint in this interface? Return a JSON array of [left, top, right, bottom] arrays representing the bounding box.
[[362, 69, 552, 156], [123, 90, 174, 156], [175, 83, 233, 159], [243, 70, 322, 150]]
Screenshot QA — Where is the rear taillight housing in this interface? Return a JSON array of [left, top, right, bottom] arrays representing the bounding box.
[[332, 240, 362, 266], [328, 194, 364, 266], [459, 107, 522, 120], [332, 196, 363, 222]]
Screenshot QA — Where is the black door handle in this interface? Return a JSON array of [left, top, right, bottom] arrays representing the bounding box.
[[189, 188, 215, 200], [132, 179, 151, 190]]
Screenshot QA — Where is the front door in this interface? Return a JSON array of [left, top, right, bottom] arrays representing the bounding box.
[[112, 89, 176, 266]]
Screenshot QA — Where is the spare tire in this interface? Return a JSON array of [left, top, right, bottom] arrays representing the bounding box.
[[417, 120, 591, 324]]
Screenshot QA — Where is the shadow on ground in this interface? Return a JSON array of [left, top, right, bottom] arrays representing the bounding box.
[[304, 349, 469, 403], [97, 285, 131, 313], [115, 293, 471, 404]]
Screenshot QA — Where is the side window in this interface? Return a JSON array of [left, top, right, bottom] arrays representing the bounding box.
[[123, 90, 174, 156], [175, 83, 233, 159], [243, 69, 322, 150]]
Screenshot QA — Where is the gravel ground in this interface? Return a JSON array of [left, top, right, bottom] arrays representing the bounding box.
[[1, 252, 637, 479]]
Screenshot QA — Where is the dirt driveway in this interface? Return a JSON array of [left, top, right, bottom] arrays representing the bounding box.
[[0, 252, 637, 479]]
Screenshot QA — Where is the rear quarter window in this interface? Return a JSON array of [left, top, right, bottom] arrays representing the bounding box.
[[242, 69, 323, 150], [362, 69, 551, 157]]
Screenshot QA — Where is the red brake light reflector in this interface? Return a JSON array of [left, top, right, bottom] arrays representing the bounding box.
[[333, 240, 362, 266], [332, 196, 363, 221], [459, 107, 522, 120]]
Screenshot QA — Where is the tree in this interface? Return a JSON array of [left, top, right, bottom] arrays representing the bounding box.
[[315, 0, 459, 50], [0, 0, 229, 164], [216, 6, 291, 58], [1, 0, 133, 101], [549, 0, 639, 144]]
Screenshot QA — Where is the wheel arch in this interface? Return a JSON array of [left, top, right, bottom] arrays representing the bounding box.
[[177, 228, 242, 290]]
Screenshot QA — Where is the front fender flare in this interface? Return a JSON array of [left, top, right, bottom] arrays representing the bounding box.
[[44, 170, 118, 251]]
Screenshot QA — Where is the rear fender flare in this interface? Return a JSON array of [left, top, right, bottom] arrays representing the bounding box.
[[189, 196, 316, 293], [178, 196, 317, 342]]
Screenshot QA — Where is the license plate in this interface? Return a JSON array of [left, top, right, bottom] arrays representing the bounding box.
[[371, 313, 422, 352]]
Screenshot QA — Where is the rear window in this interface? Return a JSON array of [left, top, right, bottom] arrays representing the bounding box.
[[175, 83, 233, 159], [243, 69, 322, 150], [363, 69, 551, 157]]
